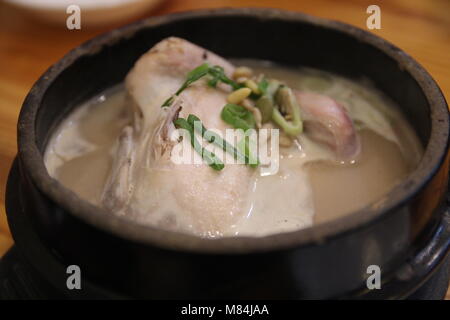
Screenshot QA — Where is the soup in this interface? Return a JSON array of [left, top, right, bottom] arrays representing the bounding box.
[[44, 37, 422, 238]]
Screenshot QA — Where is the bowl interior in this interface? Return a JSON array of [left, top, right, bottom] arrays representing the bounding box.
[[21, 9, 448, 251]]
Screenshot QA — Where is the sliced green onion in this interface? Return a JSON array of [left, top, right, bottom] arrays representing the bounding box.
[[162, 63, 210, 107], [221, 103, 256, 131], [173, 117, 224, 171], [162, 64, 243, 107], [177, 63, 210, 95], [187, 114, 258, 167], [208, 66, 242, 90], [237, 135, 259, 168]]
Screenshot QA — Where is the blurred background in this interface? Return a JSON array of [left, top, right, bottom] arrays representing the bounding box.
[[0, 0, 449, 298]]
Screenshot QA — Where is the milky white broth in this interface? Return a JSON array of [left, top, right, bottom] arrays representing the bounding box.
[[44, 60, 423, 237]]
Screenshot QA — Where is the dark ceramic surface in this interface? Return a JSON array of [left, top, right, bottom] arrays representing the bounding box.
[[3, 158, 450, 299], [7, 8, 450, 298]]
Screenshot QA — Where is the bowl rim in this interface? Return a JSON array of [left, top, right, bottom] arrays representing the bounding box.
[[17, 7, 450, 254]]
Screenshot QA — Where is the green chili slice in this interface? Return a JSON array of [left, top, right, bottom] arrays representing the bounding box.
[[272, 87, 303, 136]]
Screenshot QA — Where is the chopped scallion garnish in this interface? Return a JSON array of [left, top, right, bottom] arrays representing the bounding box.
[[220, 103, 256, 131], [187, 114, 254, 165], [173, 117, 224, 171], [162, 64, 243, 107]]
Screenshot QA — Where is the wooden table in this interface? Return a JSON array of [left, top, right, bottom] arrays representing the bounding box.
[[0, 0, 449, 299]]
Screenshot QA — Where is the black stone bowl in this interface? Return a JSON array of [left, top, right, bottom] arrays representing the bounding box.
[[7, 8, 450, 299]]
